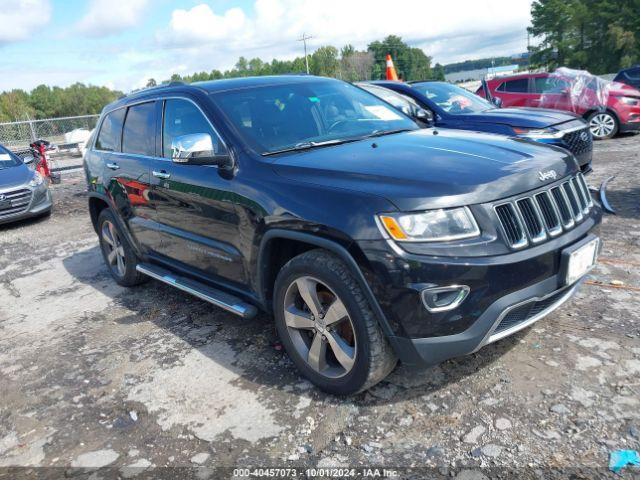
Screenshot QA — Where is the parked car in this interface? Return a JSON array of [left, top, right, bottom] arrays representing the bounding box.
[[84, 76, 602, 395], [0, 143, 52, 225], [358, 80, 593, 173], [477, 72, 640, 140], [614, 65, 640, 90]]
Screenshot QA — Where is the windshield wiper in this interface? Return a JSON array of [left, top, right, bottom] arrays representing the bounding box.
[[262, 138, 358, 156], [365, 128, 415, 138]]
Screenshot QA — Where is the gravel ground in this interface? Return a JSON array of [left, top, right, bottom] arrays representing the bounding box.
[[1, 135, 639, 479]]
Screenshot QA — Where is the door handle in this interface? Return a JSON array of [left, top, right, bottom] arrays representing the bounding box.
[[106, 163, 120, 170], [153, 170, 171, 179]]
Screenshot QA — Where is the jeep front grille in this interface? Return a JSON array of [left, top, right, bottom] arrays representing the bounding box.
[[495, 173, 593, 249]]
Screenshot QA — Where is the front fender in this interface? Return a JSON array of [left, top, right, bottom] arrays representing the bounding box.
[[256, 229, 400, 348]]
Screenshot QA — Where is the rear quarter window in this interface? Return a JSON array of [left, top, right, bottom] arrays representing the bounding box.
[[95, 109, 126, 152]]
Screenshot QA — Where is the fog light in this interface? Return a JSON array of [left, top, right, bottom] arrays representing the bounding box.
[[421, 285, 470, 313]]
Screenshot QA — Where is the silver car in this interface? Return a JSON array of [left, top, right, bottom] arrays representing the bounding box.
[[0, 144, 52, 225]]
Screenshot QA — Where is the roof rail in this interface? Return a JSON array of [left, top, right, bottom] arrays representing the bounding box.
[[126, 80, 188, 97]]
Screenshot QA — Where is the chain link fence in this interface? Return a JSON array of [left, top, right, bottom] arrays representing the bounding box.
[[0, 115, 100, 155]]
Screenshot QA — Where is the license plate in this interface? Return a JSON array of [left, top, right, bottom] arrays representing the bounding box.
[[564, 237, 599, 285]]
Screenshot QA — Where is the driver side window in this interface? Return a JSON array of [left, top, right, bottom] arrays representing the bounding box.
[[162, 99, 226, 159]]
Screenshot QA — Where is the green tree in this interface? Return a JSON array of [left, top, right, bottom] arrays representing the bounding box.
[[367, 35, 434, 80], [311, 46, 340, 77], [432, 63, 446, 81], [0, 90, 36, 121], [528, 0, 640, 73], [146, 78, 157, 88]]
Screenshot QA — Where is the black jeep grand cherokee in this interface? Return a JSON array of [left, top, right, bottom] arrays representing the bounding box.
[[84, 76, 602, 395]]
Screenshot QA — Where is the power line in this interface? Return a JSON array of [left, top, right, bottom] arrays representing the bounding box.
[[298, 33, 314, 74]]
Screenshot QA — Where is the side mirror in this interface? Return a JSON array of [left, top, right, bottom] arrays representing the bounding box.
[[492, 97, 503, 108], [414, 108, 434, 125], [171, 133, 231, 167]]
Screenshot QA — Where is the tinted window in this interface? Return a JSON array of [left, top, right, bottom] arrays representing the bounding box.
[[412, 82, 494, 114], [532, 76, 570, 93], [95, 108, 125, 152], [497, 79, 529, 93], [211, 80, 417, 154], [122, 102, 156, 156], [162, 99, 226, 158]]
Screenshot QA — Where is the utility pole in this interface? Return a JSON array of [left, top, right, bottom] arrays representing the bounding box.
[[298, 33, 313, 74]]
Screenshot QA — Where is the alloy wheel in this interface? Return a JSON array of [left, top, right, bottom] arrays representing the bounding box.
[[283, 276, 357, 378], [101, 220, 126, 277], [589, 113, 616, 139]]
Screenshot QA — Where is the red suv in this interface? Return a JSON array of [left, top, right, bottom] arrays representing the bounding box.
[[478, 72, 640, 140]]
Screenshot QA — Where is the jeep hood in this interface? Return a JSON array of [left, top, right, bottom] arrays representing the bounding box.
[[271, 128, 577, 211], [462, 107, 581, 129]]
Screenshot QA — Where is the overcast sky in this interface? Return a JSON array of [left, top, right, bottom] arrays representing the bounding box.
[[0, 0, 534, 93]]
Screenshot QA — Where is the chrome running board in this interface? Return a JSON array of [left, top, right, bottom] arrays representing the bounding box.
[[136, 263, 257, 319]]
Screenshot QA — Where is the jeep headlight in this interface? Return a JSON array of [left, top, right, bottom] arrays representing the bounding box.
[[378, 207, 480, 242], [29, 170, 45, 188]]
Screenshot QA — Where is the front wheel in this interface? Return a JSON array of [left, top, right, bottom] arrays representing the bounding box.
[[588, 111, 618, 140], [273, 250, 397, 395]]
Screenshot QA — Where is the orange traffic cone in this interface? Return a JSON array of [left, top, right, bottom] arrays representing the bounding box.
[[386, 54, 399, 81]]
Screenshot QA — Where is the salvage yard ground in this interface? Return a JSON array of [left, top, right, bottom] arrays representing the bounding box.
[[1, 134, 639, 478]]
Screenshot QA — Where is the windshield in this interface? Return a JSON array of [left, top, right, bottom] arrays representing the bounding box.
[[0, 146, 21, 170], [412, 82, 494, 114], [210, 80, 418, 154]]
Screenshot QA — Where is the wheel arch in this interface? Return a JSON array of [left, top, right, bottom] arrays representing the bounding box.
[[257, 229, 396, 340], [88, 192, 143, 258], [583, 107, 620, 123], [88, 193, 111, 233]]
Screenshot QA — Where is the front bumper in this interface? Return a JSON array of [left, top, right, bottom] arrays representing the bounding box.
[[0, 187, 52, 225], [360, 208, 601, 366], [390, 275, 583, 366]]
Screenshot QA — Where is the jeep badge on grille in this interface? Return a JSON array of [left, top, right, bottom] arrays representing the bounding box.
[[538, 170, 558, 182]]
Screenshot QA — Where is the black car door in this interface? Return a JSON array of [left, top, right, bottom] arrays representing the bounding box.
[[94, 104, 157, 253], [149, 97, 248, 287]]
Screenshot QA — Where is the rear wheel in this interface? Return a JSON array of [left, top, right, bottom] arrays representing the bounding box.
[[273, 250, 397, 395], [588, 111, 618, 139], [97, 209, 147, 287]]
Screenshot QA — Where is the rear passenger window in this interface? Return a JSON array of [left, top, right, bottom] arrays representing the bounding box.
[[532, 77, 569, 93], [497, 79, 529, 93], [95, 109, 125, 152], [122, 102, 156, 156]]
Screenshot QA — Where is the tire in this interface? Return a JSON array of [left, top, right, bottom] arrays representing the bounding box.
[[273, 249, 397, 395], [97, 209, 147, 287], [588, 111, 618, 140]]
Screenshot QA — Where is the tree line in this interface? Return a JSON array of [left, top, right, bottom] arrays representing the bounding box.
[[0, 83, 122, 123], [0, 35, 442, 122], [151, 35, 443, 88], [528, 0, 639, 74], [443, 56, 529, 74]]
